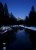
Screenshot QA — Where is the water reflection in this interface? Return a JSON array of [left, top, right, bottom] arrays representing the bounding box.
[[8, 30, 32, 50]]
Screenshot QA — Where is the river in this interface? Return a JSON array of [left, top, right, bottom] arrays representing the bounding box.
[[0, 26, 36, 50], [7, 29, 32, 50]]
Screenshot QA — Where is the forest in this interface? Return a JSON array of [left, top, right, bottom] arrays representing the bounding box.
[[0, 2, 36, 26]]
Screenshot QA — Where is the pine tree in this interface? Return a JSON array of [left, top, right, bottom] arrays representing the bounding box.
[[0, 2, 4, 18], [29, 6, 36, 26], [4, 3, 9, 18], [0, 2, 4, 25]]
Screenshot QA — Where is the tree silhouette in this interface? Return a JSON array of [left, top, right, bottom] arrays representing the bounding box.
[[0, 2, 17, 25], [10, 12, 17, 25], [0, 2, 4, 17], [0, 2, 4, 25], [25, 16, 29, 26], [29, 6, 36, 26], [4, 3, 9, 18], [25, 6, 36, 26]]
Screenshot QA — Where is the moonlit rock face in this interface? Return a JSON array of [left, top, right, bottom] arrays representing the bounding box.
[[1, 26, 12, 30], [0, 26, 12, 34], [19, 25, 24, 27], [25, 26, 36, 31]]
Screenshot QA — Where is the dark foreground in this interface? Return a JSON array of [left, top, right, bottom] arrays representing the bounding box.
[[25, 28, 36, 50]]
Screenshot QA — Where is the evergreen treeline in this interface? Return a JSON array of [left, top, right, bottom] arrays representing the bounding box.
[[0, 2, 36, 26], [25, 6, 36, 26], [0, 2, 17, 26]]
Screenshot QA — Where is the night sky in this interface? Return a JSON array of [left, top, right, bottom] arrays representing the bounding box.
[[0, 0, 36, 19]]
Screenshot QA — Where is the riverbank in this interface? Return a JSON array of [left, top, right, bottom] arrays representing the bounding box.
[[25, 28, 36, 49]]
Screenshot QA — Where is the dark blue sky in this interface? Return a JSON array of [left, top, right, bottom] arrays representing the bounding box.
[[0, 0, 36, 19]]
